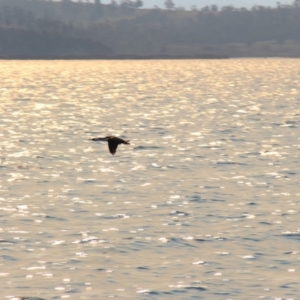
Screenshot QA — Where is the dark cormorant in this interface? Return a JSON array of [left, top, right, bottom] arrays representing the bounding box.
[[90, 136, 130, 155]]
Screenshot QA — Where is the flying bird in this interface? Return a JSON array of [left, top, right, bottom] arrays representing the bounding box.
[[90, 136, 130, 155]]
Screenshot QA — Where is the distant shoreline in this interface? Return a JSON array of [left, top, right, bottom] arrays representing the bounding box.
[[0, 54, 230, 60]]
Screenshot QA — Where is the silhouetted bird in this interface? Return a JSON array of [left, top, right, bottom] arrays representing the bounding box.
[[90, 136, 130, 155]]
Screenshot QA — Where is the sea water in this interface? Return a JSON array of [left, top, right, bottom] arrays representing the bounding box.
[[0, 59, 299, 299]]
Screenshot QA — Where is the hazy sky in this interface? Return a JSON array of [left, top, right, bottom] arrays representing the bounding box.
[[101, 0, 292, 9]]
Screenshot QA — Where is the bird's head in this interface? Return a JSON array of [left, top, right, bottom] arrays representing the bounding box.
[[90, 136, 110, 142]]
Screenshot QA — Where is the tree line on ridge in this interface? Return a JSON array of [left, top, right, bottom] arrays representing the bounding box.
[[0, 0, 299, 58]]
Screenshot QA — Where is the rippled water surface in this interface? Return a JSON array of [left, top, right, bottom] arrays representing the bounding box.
[[0, 59, 300, 299]]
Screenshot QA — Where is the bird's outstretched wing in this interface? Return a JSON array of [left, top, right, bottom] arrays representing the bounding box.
[[108, 140, 118, 155]]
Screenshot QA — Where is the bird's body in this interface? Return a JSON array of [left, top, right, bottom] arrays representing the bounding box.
[[90, 136, 130, 155]]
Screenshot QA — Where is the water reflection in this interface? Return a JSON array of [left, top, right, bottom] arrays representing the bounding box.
[[0, 59, 299, 299]]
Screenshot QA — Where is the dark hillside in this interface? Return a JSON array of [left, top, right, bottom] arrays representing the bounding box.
[[0, 27, 112, 58], [0, 0, 300, 58]]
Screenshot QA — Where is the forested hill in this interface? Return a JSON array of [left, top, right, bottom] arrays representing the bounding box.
[[0, 0, 300, 58]]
